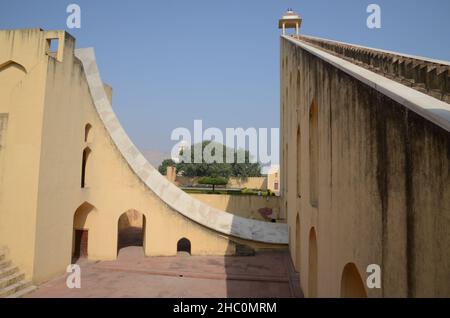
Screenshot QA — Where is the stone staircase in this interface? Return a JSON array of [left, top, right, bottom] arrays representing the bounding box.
[[292, 35, 450, 104], [0, 249, 36, 298]]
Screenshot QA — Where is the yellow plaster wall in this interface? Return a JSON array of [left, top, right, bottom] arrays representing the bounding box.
[[0, 29, 51, 279], [0, 29, 286, 284], [281, 38, 450, 298], [189, 193, 281, 221]]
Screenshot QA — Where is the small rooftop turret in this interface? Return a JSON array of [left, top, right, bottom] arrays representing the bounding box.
[[278, 8, 302, 36]]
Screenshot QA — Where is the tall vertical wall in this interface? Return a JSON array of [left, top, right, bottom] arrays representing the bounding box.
[[0, 29, 51, 278], [281, 37, 450, 297]]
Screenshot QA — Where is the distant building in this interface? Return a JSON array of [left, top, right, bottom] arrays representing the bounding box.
[[267, 165, 280, 196]]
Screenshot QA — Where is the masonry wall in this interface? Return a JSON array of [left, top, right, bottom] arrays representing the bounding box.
[[189, 194, 281, 221], [0, 29, 50, 279], [20, 32, 238, 283], [0, 30, 285, 284], [281, 38, 450, 297]]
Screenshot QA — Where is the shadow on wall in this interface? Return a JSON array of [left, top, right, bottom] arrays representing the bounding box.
[[221, 208, 296, 298], [117, 210, 146, 254], [72, 202, 95, 263], [340, 263, 367, 298], [430, 108, 450, 124], [177, 238, 191, 255], [224, 195, 280, 222], [308, 227, 318, 298], [189, 193, 281, 222]]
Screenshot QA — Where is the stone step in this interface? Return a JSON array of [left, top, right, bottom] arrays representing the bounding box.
[[0, 280, 33, 298], [6, 284, 37, 298], [0, 272, 25, 289], [0, 265, 19, 279], [0, 260, 12, 270]]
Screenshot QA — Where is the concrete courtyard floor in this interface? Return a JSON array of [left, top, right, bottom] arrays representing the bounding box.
[[26, 247, 302, 298]]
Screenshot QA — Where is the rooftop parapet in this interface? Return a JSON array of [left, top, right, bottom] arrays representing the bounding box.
[[291, 34, 450, 104]]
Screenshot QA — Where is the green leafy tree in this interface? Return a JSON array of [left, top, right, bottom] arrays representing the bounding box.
[[198, 176, 229, 192], [175, 141, 262, 178]]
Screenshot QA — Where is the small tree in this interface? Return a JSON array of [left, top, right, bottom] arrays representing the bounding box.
[[198, 176, 228, 192]]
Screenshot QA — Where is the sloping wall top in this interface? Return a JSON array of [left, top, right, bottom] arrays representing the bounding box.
[[283, 35, 450, 133], [75, 48, 288, 245]]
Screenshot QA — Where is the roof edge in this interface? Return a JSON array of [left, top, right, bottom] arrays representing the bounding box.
[[282, 35, 450, 133]]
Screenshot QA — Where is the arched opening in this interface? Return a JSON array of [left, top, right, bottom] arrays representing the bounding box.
[[0, 60, 27, 113], [295, 213, 301, 271], [84, 123, 92, 143], [296, 70, 302, 200], [72, 202, 95, 262], [296, 124, 301, 198], [117, 210, 146, 256], [340, 263, 367, 298], [177, 238, 191, 255], [309, 100, 318, 207], [81, 147, 91, 188], [308, 227, 318, 298], [0, 60, 27, 74]]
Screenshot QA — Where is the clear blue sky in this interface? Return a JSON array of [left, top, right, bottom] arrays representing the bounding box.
[[1, 0, 449, 154]]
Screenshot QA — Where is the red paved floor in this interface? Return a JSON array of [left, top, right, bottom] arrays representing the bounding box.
[[27, 247, 302, 298]]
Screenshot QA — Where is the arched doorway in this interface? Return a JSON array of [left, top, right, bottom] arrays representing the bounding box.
[[308, 227, 318, 298], [177, 238, 191, 255], [295, 213, 301, 271], [117, 210, 146, 255], [340, 263, 367, 298], [72, 202, 95, 262]]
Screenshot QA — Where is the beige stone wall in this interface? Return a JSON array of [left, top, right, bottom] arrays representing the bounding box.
[[281, 37, 450, 297], [189, 194, 281, 221], [0, 29, 285, 284], [25, 32, 239, 282], [0, 29, 51, 279]]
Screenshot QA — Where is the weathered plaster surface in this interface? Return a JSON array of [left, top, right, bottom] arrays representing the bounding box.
[[282, 36, 450, 297]]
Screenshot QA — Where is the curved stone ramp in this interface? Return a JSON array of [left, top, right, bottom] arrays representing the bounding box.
[[75, 48, 288, 245]]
